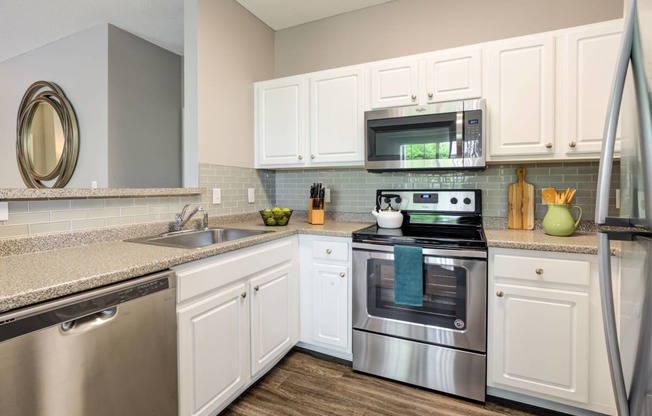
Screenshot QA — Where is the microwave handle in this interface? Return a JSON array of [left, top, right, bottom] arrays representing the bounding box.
[[455, 111, 464, 156]]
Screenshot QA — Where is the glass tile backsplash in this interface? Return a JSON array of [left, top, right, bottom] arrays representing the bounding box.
[[0, 161, 619, 238]]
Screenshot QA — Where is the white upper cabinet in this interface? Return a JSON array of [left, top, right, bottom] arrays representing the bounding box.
[[485, 34, 556, 158], [309, 66, 365, 165], [369, 57, 420, 108], [560, 20, 623, 155], [255, 66, 364, 169], [425, 47, 482, 103], [369, 48, 482, 109], [486, 19, 623, 161], [255, 76, 306, 167]]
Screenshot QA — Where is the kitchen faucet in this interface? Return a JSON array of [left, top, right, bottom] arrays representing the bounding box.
[[169, 204, 208, 232]]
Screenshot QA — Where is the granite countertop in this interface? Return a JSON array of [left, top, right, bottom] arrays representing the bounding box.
[[0, 220, 370, 314], [0, 219, 613, 315], [485, 228, 617, 255]]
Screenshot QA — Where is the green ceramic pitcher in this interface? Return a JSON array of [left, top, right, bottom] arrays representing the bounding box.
[[542, 203, 582, 236]]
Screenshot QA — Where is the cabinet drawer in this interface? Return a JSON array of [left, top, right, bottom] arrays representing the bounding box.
[[312, 240, 349, 262], [493, 254, 590, 286]]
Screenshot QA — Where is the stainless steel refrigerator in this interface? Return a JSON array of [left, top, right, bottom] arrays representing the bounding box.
[[596, 0, 652, 415]]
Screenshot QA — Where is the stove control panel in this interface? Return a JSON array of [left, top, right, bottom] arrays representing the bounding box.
[[378, 190, 480, 213]]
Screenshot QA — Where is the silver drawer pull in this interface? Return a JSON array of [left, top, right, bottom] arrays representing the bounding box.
[[569, 141, 577, 148], [496, 291, 504, 297], [241, 291, 247, 298], [535, 268, 544, 275], [340, 272, 346, 278], [254, 285, 259, 291], [427, 92, 433, 98], [326, 249, 332, 254], [545, 142, 553, 149], [411, 94, 417, 100]]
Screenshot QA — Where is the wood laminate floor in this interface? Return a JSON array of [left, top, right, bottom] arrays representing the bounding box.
[[223, 350, 542, 416]]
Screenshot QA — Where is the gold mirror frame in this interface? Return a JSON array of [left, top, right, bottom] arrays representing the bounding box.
[[16, 81, 79, 188]]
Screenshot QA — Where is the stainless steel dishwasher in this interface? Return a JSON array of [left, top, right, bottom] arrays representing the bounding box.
[[0, 269, 178, 416]]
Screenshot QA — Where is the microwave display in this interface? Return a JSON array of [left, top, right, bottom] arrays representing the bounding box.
[[364, 100, 485, 172]]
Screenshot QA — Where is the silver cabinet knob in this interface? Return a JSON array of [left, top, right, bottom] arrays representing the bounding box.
[[545, 142, 553, 149], [254, 285, 259, 291], [569, 141, 577, 148], [326, 249, 332, 254], [298, 155, 303, 160], [411, 94, 417, 100], [340, 272, 346, 278], [311, 154, 315, 159], [427, 92, 433, 98], [496, 291, 504, 297], [535, 268, 544, 275], [241, 291, 247, 298]]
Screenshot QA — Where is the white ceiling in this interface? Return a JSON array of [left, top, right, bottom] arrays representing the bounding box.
[[0, 0, 395, 63], [235, 0, 396, 30]]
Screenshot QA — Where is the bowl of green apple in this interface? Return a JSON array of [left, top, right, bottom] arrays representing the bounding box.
[[259, 207, 293, 226]]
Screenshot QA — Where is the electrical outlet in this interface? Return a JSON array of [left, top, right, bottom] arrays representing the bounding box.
[[212, 188, 221, 204], [91, 181, 98, 189], [0, 202, 8, 221], [325, 188, 331, 203], [247, 188, 255, 203]]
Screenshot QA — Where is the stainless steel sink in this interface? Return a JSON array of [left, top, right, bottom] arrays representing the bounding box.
[[126, 228, 272, 249]]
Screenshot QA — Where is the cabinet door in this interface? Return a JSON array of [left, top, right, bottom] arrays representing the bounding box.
[[486, 35, 555, 157], [178, 283, 249, 416], [255, 76, 306, 167], [563, 21, 622, 155], [311, 262, 349, 349], [491, 283, 589, 403], [369, 58, 419, 108], [425, 47, 482, 103], [309, 66, 364, 165], [250, 265, 293, 377]]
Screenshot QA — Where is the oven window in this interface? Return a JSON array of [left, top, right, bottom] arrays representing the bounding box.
[[366, 258, 467, 330], [367, 113, 461, 162]]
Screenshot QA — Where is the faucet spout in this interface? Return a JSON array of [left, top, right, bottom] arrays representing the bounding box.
[[170, 205, 208, 232]]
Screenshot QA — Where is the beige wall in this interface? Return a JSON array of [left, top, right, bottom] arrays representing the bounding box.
[[197, 0, 274, 168], [274, 0, 624, 77]]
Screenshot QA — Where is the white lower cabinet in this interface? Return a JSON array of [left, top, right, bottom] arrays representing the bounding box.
[[175, 237, 299, 416], [178, 283, 250, 416], [488, 248, 618, 416], [298, 235, 352, 360]]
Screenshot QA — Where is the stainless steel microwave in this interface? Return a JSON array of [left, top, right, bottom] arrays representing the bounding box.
[[364, 99, 486, 172]]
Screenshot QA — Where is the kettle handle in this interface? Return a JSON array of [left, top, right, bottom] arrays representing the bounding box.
[[571, 205, 583, 227]]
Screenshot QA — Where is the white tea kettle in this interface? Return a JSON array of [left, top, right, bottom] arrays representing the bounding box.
[[372, 195, 403, 228]]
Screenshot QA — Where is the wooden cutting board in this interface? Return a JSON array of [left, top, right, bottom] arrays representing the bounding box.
[[508, 167, 535, 230]]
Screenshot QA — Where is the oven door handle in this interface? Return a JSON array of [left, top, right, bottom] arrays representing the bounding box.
[[352, 242, 487, 259]]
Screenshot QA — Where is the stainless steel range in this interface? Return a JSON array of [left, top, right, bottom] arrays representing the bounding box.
[[352, 189, 487, 402]]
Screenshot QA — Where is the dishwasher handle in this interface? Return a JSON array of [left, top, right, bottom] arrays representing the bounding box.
[[60, 306, 118, 333], [0, 269, 176, 343]]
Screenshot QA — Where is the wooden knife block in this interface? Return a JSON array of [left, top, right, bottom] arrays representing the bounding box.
[[308, 199, 325, 225]]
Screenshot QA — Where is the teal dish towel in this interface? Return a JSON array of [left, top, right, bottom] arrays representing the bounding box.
[[394, 245, 424, 307]]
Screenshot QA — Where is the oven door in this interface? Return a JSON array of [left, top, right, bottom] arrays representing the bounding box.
[[352, 242, 487, 353]]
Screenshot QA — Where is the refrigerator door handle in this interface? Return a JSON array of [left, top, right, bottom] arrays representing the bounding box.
[[631, 14, 652, 228], [596, 2, 636, 224], [598, 233, 630, 416]]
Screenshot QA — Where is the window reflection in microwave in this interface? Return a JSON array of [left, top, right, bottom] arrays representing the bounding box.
[[374, 127, 457, 160]]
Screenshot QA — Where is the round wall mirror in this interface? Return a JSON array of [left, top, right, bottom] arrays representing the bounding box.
[[16, 81, 79, 188]]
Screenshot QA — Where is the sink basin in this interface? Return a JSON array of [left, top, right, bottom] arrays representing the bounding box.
[[126, 228, 272, 249]]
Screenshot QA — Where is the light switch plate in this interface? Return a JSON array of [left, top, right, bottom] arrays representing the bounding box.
[[0, 202, 8, 221], [212, 188, 221, 204], [247, 188, 255, 203], [325, 188, 331, 203]]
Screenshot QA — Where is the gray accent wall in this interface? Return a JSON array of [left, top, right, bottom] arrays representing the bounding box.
[[107, 25, 182, 188]]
